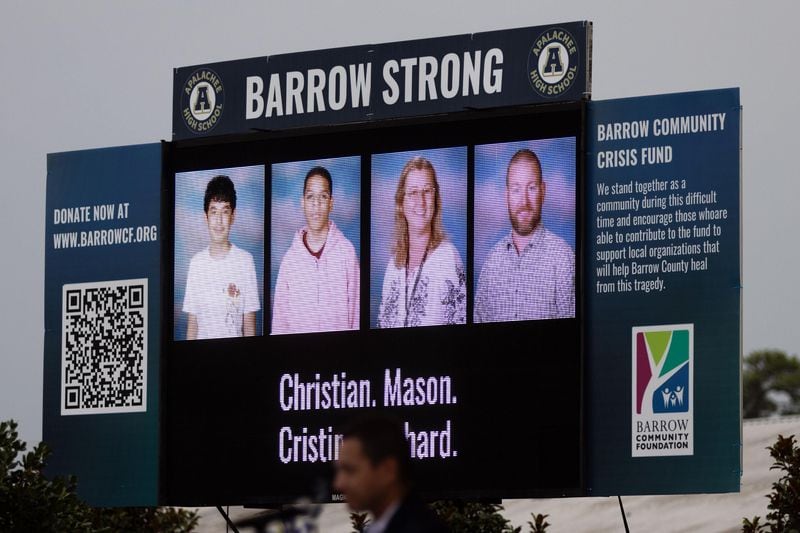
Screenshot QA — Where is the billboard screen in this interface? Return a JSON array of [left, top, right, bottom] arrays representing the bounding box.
[[163, 104, 584, 505]]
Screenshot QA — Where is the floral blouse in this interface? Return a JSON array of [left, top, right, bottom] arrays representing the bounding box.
[[378, 241, 466, 328]]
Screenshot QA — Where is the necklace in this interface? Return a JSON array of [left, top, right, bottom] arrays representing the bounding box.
[[404, 245, 430, 327]]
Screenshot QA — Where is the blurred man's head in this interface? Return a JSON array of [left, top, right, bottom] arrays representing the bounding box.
[[334, 416, 410, 516]]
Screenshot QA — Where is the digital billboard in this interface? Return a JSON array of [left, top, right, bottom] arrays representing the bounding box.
[[162, 105, 583, 505], [41, 19, 740, 508]]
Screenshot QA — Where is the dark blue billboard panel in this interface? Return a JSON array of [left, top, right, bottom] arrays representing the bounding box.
[[586, 88, 741, 495], [172, 22, 591, 139], [43, 144, 162, 506]]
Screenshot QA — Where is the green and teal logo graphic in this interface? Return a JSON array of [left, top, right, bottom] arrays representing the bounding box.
[[632, 324, 694, 457], [635, 325, 691, 416]]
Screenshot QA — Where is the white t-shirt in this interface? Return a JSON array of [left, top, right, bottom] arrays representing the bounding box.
[[182, 244, 261, 339]]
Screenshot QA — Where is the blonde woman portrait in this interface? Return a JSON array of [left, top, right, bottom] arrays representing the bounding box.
[[371, 150, 467, 328]]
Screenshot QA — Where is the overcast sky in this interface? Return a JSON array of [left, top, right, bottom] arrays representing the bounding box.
[[2, 1, 797, 446]]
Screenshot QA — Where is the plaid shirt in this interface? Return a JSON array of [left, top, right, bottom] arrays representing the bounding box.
[[474, 225, 574, 322]]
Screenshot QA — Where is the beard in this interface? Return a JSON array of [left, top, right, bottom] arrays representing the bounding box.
[[509, 207, 540, 236]]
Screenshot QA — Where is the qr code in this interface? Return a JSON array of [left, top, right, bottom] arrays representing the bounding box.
[[61, 278, 148, 415]]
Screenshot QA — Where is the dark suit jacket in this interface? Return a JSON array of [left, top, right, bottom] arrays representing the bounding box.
[[383, 495, 448, 533]]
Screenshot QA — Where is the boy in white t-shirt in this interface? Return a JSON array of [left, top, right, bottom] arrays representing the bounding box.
[[183, 175, 260, 339]]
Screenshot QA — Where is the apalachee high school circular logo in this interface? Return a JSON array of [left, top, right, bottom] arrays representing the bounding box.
[[180, 68, 224, 134], [528, 28, 580, 98]]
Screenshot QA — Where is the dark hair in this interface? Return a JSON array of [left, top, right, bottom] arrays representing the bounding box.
[[341, 415, 411, 486], [506, 149, 543, 186], [204, 175, 237, 213], [304, 166, 333, 194]]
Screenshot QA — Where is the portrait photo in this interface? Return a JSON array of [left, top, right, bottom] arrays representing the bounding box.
[[174, 165, 265, 340], [271, 156, 361, 334], [370, 147, 467, 329], [474, 138, 576, 323]]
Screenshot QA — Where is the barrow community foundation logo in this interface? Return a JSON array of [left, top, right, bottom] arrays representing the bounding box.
[[631, 324, 693, 457], [180, 68, 225, 134], [527, 28, 580, 98]]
